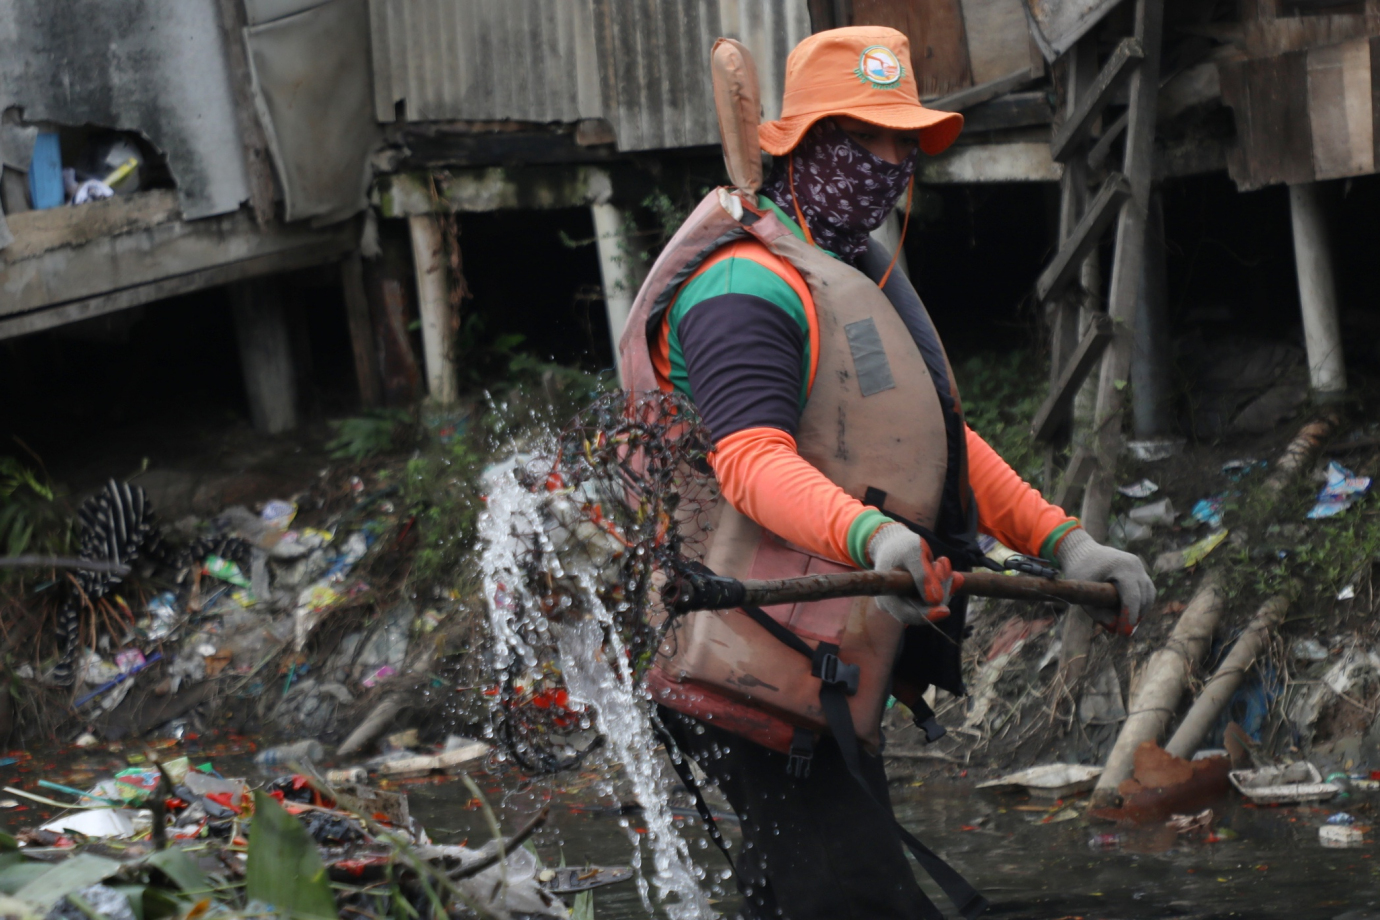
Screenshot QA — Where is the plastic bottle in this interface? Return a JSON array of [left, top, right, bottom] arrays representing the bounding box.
[[254, 740, 324, 765]]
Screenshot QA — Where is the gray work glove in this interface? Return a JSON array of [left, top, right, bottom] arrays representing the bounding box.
[[1057, 528, 1156, 634], [867, 524, 959, 626]]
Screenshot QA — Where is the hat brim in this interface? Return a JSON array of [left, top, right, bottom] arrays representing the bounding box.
[[758, 104, 964, 158]]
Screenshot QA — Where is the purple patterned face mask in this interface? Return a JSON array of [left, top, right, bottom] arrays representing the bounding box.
[[761, 118, 917, 263]]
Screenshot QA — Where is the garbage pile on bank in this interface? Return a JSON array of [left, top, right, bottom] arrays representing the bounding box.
[[26, 469, 463, 747], [883, 414, 1380, 849], [0, 749, 626, 920]]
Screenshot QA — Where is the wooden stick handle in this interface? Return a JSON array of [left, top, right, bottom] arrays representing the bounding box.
[[735, 569, 1121, 611]]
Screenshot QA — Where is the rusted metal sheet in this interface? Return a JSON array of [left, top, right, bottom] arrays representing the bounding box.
[[368, 0, 811, 153], [850, 0, 973, 98], [1021, 0, 1124, 62]]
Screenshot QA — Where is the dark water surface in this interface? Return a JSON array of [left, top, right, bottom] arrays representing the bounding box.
[[7, 743, 1379, 919]]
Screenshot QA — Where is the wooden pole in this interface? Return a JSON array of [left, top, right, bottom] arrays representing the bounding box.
[[1054, 33, 1102, 689], [1164, 596, 1288, 759], [1289, 181, 1346, 399], [407, 214, 456, 404], [591, 201, 639, 373], [229, 277, 299, 434], [1081, 0, 1165, 543], [341, 253, 383, 408], [1131, 190, 1173, 437]]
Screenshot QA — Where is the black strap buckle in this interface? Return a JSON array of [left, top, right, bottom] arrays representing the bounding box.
[[812, 644, 860, 696], [787, 727, 814, 779], [1003, 553, 1058, 580], [909, 696, 948, 744]]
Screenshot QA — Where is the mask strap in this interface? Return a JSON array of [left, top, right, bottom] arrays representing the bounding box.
[[788, 155, 817, 247], [877, 173, 915, 290]]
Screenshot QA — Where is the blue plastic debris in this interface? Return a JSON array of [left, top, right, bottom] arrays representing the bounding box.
[[1308, 461, 1371, 519], [1191, 496, 1226, 528], [28, 132, 64, 209], [1327, 812, 1356, 826]]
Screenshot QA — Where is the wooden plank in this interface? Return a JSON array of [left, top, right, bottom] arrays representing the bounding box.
[[1036, 173, 1131, 303], [1050, 37, 1145, 162], [1051, 446, 1098, 512], [851, 0, 973, 98], [1219, 51, 1315, 190], [341, 254, 383, 409], [1087, 111, 1130, 170], [958, 0, 1036, 84], [0, 236, 352, 341], [0, 208, 355, 317], [1031, 312, 1115, 442], [1373, 36, 1380, 173], [214, 0, 277, 225], [961, 92, 1053, 132], [918, 141, 1061, 182], [927, 68, 1034, 112], [2, 191, 181, 262], [1306, 38, 1375, 179]]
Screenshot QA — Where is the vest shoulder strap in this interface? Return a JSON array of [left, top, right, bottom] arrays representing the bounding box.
[[664, 238, 820, 395]]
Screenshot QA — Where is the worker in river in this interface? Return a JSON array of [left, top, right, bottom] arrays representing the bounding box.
[[618, 25, 1156, 920]]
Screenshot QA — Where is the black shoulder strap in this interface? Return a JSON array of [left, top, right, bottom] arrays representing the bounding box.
[[817, 680, 988, 920], [735, 594, 989, 920]]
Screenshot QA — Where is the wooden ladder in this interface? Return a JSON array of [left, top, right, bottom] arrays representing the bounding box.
[[1028, 0, 1165, 684]]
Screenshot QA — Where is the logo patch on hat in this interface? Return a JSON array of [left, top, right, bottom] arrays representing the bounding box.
[[856, 45, 904, 89]]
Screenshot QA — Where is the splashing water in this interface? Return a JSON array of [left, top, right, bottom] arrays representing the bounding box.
[[479, 459, 715, 920]]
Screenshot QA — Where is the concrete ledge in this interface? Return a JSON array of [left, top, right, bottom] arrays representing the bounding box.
[[0, 206, 358, 325]]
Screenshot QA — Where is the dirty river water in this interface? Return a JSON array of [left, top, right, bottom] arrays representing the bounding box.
[[402, 767, 1380, 919], [5, 742, 1380, 919]]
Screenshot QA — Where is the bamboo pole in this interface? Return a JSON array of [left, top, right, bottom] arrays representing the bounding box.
[[1164, 596, 1288, 759], [1090, 573, 1224, 807], [1264, 411, 1341, 495]]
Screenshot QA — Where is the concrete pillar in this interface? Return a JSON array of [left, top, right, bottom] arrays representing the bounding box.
[[591, 201, 639, 373], [407, 214, 457, 404], [1131, 191, 1174, 438], [869, 208, 911, 279], [1289, 181, 1346, 399], [229, 278, 298, 434]]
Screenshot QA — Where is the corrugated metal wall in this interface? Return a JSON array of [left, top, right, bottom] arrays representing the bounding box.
[[368, 0, 811, 152]]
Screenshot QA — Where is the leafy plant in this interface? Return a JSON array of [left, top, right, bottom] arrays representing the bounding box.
[[403, 359, 612, 589], [326, 410, 414, 461], [952, 349, 1048, 483], [0, 456, 65, 560]]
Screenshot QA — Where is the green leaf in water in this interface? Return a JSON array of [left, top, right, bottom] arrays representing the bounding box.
[[14, 853, 122, 909], [145, 848, 213, 899], [246, 790, 338, 920]]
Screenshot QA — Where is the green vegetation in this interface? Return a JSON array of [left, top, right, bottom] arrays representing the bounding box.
[[1217, 471, 1379, 609], [952, 349, 1048, 483], [0, 456, 68, 564], [326, 409, 415, 461], [401, 358, 613, 589]]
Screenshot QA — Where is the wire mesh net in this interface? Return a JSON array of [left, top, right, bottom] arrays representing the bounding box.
[[482, 390, 716, 773]]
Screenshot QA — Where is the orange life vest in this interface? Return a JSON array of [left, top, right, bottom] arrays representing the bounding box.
[[620, 188, 975, 756]]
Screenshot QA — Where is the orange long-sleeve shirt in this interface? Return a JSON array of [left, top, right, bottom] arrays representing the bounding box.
[[710, 425, 1079, 569]]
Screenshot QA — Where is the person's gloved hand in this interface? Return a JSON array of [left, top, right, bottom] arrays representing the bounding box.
[[1057, 528, 1156, 634], [867, 524, 961, 626]]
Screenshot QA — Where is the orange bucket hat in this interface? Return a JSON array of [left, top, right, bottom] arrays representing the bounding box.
[[758, 26, 964, 157]]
